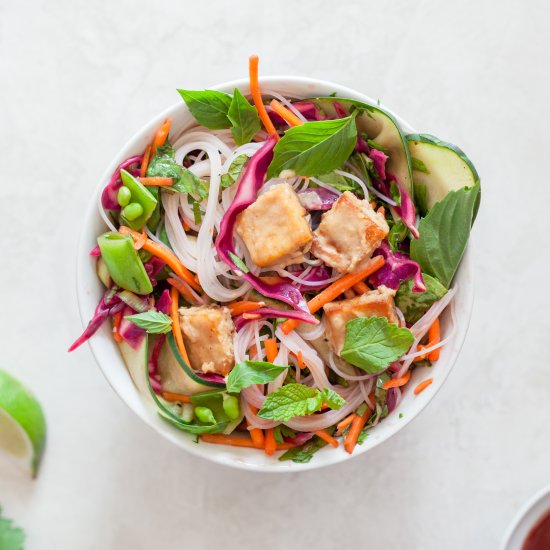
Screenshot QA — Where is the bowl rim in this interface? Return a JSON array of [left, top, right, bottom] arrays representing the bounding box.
[[76, 75, 475, 472]]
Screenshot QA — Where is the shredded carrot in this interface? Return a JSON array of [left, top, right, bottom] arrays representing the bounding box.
[[249, 55, 279, 139], [269, 99, 303, 127], [140, 144, 152, 177], [133, 228, 147, 251], [352, 281, 370, 294], [119, 226, 201, 291], [162, 391, 192, 403], [280, 256, 385, 334], [264, 428, 277, 456], [264, 338, 278, 363], [151, 118, 172, 153], [370, 201, 377, 209], [166, 277, 196, 305], [169, 286, 190, 365], [427, 318, 441, 361], [182, 218, 190, 231], [295, 351, 306, 370], [414, 378, 433, 395], [343, 289, 356, 300], [377, 206, 385, 216], [113, 311, 123, 343], [383, 370, 411, 390], [201, 434, 259, 448], [248, 406, 264, 448], [344, 408, 370, 454], [137, 177, 173, 187], [242, 312, 262, 320], [227, 300, 265, 316], [314, 429, 339, 448], [336, 413, 356, 435]]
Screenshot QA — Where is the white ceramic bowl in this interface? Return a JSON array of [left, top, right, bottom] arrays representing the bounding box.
[[502, 485, 550, 549], [76, 76, 474, 472]]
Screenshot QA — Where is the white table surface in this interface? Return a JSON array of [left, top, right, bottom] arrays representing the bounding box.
[[1, 0, 548, 548]]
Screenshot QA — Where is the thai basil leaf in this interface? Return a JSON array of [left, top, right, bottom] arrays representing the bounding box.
[[395, 273, 448, 324], [177, 89, 232, 129], [227, 88, 261, 146]]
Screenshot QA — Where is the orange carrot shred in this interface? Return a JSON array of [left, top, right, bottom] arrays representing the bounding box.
[[414, 378, 433, 395], [264, 428, 277, 456], [152, 118, 172, 153], [269, 99, 303, 127], [248, 405, 264, 448], [314, 429, 339, 448], [113, 311, 123, 343], [227, 301, 265, 316], [242, 312, 262, 320], [137, 177, 173, 187], [343, 289, 356, 300], [169, 285, 190, 365], [344, 409, 370, 454], [264, 338, 278, 363], [249, 55, 279, 139], [133, 229, 147, 251], [162, 391, 192, 403], [336, 413, 356, 435], [352, 281, 370, 294], [166, 277, 196, 305], [383, 370, 411, 390], [427, 318, 441, 361], [200, 433, 293, 450], [140, 145, 152, 177]]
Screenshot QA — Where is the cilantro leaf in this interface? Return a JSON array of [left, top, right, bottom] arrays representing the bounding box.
[[0, 508, 25, 550], [226, 361, 287, 393], [177, 89, 232, 129], [341, 317, 414, 373], [125, 311, 172, 334], [227, 88, 261, 146]]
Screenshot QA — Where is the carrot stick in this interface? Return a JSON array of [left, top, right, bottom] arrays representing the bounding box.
[[249, 55, 279, 139], [227, 300, 265, 316], [414, 378, 433, 395], [264, 338, 278, 363], [269, 99, 303, 127], [427, 318, 441, 361], [162, 391, 192, 403], [119, 226, 201, 291], [137, 177, 173, 187], [152, 118, 172, 153], [281, 256, 385, 334], [140, 145, 152, 177], [133, 229, 147, 251], [242, 313, 262, 320], [264, 428, 277, 456], [248, 405, 264, 448], [113, 311, 123, 343], [295, 351, 306, 370], [166, 277, 196, 305], [343, 289, 356, 300], [336, 413, 356, 435], [314, 429, 339, 448], [344, 409, 370, 454], [383, 370, 411, 390], [200, 434, 293, 450], [352, 281, 370, 294], [169, 286, 191, 365]]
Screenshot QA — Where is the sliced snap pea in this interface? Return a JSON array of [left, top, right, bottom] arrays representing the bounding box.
[[195, 406, 216, 424], [119, 169, 158, 230]]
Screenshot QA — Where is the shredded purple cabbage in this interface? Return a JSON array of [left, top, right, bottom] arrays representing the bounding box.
[[298, 188, 338, 211], [355, 136, 371, 154], [369, 149, 388, 181], [233, 307, 318, 332], [194, 372, 226, 385], [368, 241, 425, 292], [387, 173, 419, 239], [387, 387, 400, 413], [333, 101, 348, 118], [101, 155, 143, 210], [285, 432, 314, 445], [144, 256, 166, 287], [90, 245, 101, 257], [118, 306, 147, 350], [156, 289, 172, 315], [289, 265, 333, 291]]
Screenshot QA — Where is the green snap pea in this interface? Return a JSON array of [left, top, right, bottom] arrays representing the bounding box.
[[119, 169, 158, 230], [97, 232, 153, 295], [122, 202, 144, 221], [117, 185, 132, 207], [195, 406, 216, 424], [222, 395, 241, 420]]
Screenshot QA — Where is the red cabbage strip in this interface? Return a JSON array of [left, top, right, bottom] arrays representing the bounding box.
[[368, 241, 425, 292], [118, 305, 147, 349], [156, 289, 172, 315], [215, 136, 315, 320], [233, 307, 318, 332], [101, 155, 143, 210], [90, 245, 101, 257], [355, 136, 371, 154], [369, 148, 388, 181], [298, 188, 338, 211], [387, 173, 419, 239], [289, 265, 333, 291]]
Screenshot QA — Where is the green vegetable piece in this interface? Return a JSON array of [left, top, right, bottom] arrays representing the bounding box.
[[180, 403, 194, 423], [227, 88, 261, 146], [195, 406, 216, 424], [119, 169, 158, 230], [410, 184, 480, 288], [122, 202, 144, 221], [0, 506, 25, 550], [97, 232, 153, 295], [177, 89, 232, 129], [226, 361, 287, 393], [222, 395, 241, 420], [267, 116, 358, 179], [221, 154, 248, 188], [278, 426, 337, 463], [117, 185, 132, 207], [340, 317, 414, 373], [395, 274, 448, 324], [125, 311, 172, 334]]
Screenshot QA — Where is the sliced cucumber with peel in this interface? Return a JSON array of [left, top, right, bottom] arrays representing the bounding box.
[[406, 134, 480, 217], [117, 337, 150, 397]]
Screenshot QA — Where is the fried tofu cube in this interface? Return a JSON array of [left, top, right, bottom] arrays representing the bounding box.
[[235, 183, 313, 267], [311, 191, 389, 273], [179, 305, 235, 376], [323, 286, 399, 355]]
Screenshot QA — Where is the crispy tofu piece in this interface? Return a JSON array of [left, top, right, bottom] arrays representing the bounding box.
[[179, 305, 235, 376], [235, 183, 313, 267], [323, 286, 399, 355], [311, 191, 389, 273]]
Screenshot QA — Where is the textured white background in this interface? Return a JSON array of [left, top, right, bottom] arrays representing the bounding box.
[[1, 0, 548, 548]]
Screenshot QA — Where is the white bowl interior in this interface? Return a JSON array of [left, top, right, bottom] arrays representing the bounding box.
[[76, 76, 474, 472]]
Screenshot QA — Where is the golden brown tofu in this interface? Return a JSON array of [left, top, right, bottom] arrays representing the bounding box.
[[235, 183, 313, 267], [311, 191, 389, 273], [323, 286, 399, 355], [179, 305, 235, 376]]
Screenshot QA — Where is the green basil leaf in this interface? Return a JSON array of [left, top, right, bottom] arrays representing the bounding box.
[[226, 361, 286, 393], [410, 184, 480, 288], [125, 311, 172, 334], [177, 89, 232, 129], [221, 155, 248, 188], [227, 88, 261, 146], [268, 116, 358, 178], [395, 273, 448, 324], [340, 317, 414, 373]]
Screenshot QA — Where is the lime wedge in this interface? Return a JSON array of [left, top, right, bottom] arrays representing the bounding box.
[[0, 371, 46, 477]]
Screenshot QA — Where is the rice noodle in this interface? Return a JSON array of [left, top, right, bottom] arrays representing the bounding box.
[[264, 90, 308, 123], [310, 176, 342, 196]]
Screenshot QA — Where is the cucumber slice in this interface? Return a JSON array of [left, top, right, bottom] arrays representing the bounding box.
[[406, 134, 480, 217], [117, 337, 150, 397], [308, 97, 413, 198]]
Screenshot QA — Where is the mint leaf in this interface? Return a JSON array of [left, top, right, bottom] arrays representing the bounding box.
[[258, 384, 345, 421], [125, 311, 172, 334], [410, 184, 480, 288], [177, 89, 232, 129], [395, 273, 447, 324], [228, 252, 249, 274], [221, 155, 248, 188], [268, 116, 358, 178], [227, 88, 261, 146], [321, 388, 345, 410], [0, 508, 24, 550], [279, 426, 336, 463], [226, 361, 286, 393], [341, 317, 414, 373]]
